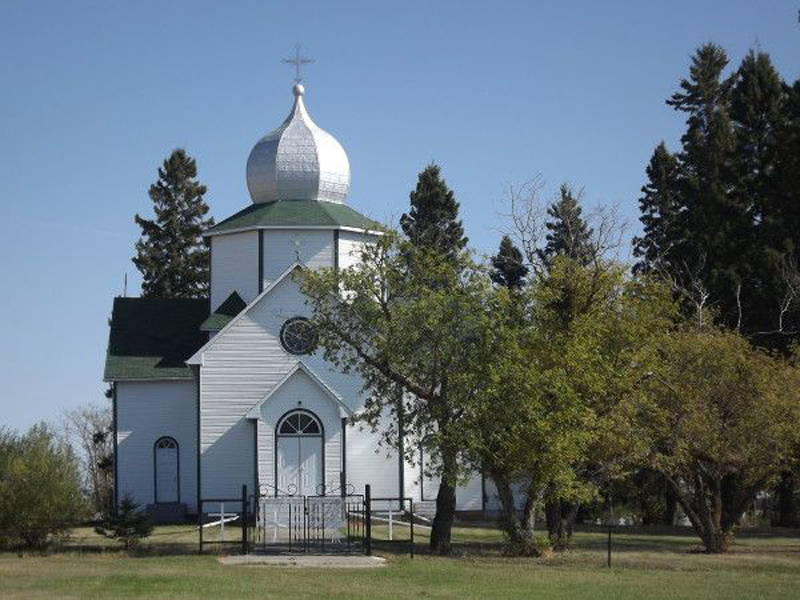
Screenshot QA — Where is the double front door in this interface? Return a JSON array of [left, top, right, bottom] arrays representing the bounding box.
[[277, 435, 322, 496]]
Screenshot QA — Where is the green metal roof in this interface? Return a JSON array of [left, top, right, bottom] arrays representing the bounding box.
[[205, 200, 382, 235], [104, 297, 209, 380], [200, 291, 246, 331]]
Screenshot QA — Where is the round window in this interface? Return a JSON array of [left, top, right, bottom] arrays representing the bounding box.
[[280, 317, 318, 355]]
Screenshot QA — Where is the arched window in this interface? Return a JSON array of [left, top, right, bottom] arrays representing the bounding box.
[[154, 436, 179, 503], [277, 411, 322, 436]]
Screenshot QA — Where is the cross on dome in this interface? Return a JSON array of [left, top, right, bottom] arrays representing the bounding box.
[[245, 50, 350, 205], [282, 44, 314, 84]]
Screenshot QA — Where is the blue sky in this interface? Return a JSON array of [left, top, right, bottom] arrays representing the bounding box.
[[1, 1, 798, 431]]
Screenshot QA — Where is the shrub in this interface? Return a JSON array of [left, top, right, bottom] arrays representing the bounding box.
[[95, 494, 153, 550], [0, 424, 86, 549]]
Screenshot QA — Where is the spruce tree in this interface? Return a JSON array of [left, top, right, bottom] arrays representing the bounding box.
[[632, 142, 682, 274], [538, 184, 594, 267], [490, 235, 528, 290], [772, 80, 800, 261], [730, 50, 785, 228], [400, 164, 467, 259], [729, 50, 789, 335], [133, 149, 214, 298], [666, 43, 745, 326]]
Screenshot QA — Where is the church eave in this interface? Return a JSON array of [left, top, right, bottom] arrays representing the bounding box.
[[203, 200, 382, 238]]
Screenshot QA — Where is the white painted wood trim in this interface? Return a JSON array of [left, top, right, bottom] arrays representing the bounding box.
[[245, 362, 353, 419], [186, 261, 304, 365]]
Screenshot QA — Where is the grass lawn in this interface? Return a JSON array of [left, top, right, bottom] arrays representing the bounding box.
[[1, 524, 800, 599]]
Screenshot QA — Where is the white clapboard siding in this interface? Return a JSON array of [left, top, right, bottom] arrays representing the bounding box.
[[210, 231, 259, 311], [337, 230, 371, 270], [456, 473, 484, 511], [199, 273, 364, 501], [255, 369, 342, 493], [404, 452, 484, 510], [116, 380, 197, 512], [483, 478, 529, 513], [262, 230, 334, 285], [345, 415, 401, 501]]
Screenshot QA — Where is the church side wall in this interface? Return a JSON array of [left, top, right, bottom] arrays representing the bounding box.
[[261, 229, 334, 284], [337, 230, 367, 270], [210, 231, 259, 311], [115, 380, 197, 513], [345, 417, 401, 504]]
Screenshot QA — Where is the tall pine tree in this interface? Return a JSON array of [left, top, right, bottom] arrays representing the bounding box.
[[400, 164, 467, 259], [632, 142, 682, 274], [729, 50, 789, 335], [490, 235, 528, 290], [666, 43, 746, 326], [133, 149, 214, 298], [538, 184, 594, 268]]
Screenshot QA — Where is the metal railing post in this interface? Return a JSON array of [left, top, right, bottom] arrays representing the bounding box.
[[198, 500, 204, 554], [365, 484, 372, 556], [242, 485, 248, 555], [409, 498, 414, 559]]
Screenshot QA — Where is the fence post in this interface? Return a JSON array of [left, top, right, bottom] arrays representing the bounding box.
[[409, 498, 414, 559], [198, 499, 204, 554], [242, 484, 248, 555], [365, 484, 372, 556]]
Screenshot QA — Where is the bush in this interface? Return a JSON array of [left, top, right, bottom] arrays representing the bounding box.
[[95, 494, 153, 550], [0, 424, 86, 549]]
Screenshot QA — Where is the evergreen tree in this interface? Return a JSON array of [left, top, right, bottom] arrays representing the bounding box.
[[730, 50, 785, 228], [490, 236, 528, 290], [133, 149, 214, 298], [95, 494, 153, 550], [769, 79, 800, 263], [632, 142, 682, 274], [400, 164, 467, 259], [666, 43, 746, 326], [729, 50, 789, 335], [538, 184, 594, 267]]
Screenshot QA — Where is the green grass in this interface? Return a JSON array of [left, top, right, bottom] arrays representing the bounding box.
[[2, 524, 800, 599]]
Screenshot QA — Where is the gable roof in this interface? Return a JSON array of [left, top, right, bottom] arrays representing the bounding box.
[[204, 200, 382, 236], [200, 291, 246, 331], [245, 362, 354, 419], [104, 297, 209, 381], [186, 261, 303, 365]]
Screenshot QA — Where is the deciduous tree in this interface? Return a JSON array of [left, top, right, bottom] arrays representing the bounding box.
[[634, 328, 800, 553], [300, 233, 496, 555]]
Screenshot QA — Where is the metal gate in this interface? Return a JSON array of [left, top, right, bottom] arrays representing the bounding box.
[[252, 483, 371, 554]]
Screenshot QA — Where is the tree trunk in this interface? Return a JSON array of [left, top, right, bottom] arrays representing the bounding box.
[[663, 485, 677, 525], [491, 472, 526, 544], [663, 472, 737, 554], [545, 496, 578, 550], [429, 451, 457, 555], [775, 471, 797, 527]]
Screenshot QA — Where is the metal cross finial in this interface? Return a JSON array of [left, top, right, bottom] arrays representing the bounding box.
[[282, 44, 314, 84]]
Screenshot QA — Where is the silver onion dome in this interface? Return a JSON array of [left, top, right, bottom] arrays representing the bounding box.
[[246, 84, 350, 204]]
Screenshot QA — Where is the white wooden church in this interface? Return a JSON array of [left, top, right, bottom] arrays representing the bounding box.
[[104, 81, 488, 522]]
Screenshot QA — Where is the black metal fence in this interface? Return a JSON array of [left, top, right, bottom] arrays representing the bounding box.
[[198, 484, 415, 557], [198, 485, 250, 555]]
